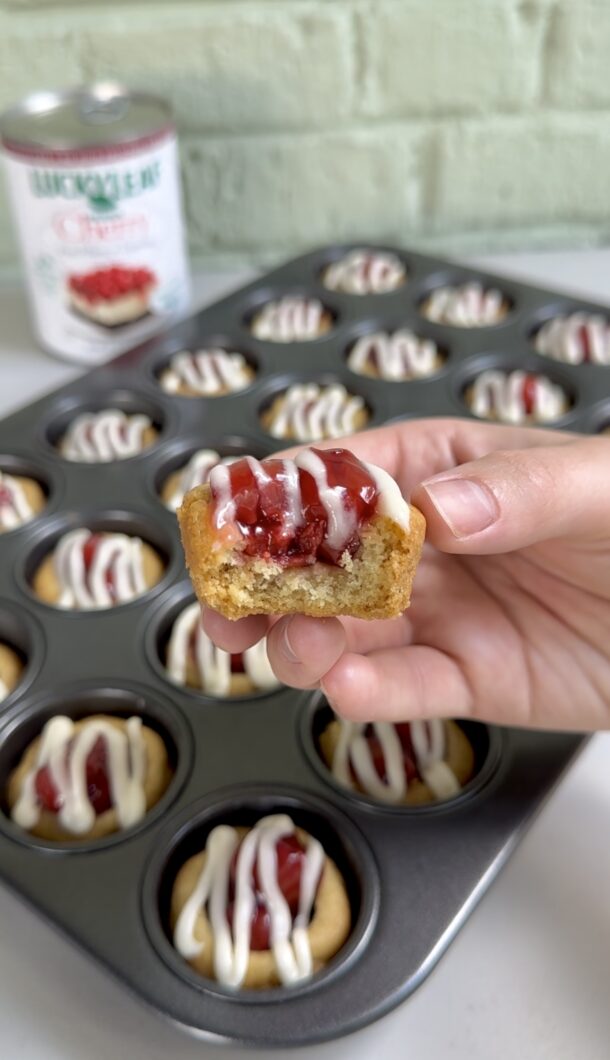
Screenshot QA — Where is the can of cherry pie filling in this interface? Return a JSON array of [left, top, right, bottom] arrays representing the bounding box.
[[0, 83, 190, 365]]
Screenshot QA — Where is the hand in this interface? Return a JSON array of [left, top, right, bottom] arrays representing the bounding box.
[[203, 418, 610, 731]]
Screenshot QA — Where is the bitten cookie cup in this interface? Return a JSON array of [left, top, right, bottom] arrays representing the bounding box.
[[170, 816, 351, 990], [33, 529, 164, 611], [261, 383, 369, 443], [159, 349, 255, 398], [319, 716, 475, 807], [322, 249, 407, 296], [421, 282, 510, 328], [178, 448, 425, 621], [0, 470, 46, 532], [0, 643, 23, 701], [58, 409, 158, 463], [6, 714, 172, 842], [465, 369, 569, 425], [250, 297, 333, 343], [165, 600, 279, 697]]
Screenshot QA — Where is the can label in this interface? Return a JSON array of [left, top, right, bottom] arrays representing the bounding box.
[[2, 128, 190, 364]]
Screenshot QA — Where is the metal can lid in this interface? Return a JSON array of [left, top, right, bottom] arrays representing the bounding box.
[[0, 82, 173, 153]]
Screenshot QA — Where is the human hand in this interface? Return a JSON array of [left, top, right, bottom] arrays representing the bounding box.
[[202, 418, 610, 731]]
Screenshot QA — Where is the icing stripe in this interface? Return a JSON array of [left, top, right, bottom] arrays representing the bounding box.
[[534, 313, 610, 366], [348, 330, 440, 380], [324, 250, 406, 295], [266, 383, 365, 442], [173, 814, 324, 987], [424, 283, 506, 327], [470, 369, 566, 424], [162, 350, 251, 395], [53, 530, 148, 610], [252, 298, 327, 342]]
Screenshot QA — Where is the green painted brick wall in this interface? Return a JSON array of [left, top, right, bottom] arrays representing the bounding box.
[[1, 0, 609, 274]]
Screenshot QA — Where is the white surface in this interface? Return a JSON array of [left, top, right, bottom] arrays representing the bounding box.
[[0, 249, 609, 1059]]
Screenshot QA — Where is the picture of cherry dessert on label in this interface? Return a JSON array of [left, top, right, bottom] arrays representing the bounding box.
[[161, 451, 241, 512], [7, 714, 172, 841], [348, 330, 443, 381], [59, 409, 157, 463], [465, 369, 569, 425], [171, 813, 351, 989], [261, 383, 369, 442], [533, 312, 610, 366], [178, 447, 426, 621], [159, 349, 255, 397], [421, 282, 510, 327], [32, 529, 164, 610], [250, 297, 333, 343], [322, 249, 407, 295], [0, 643, 23, 702], [318, 715, 475, 806], [67, 264, 156, 328], [165, 601, 279, 697], [0, 470, 45, 532]]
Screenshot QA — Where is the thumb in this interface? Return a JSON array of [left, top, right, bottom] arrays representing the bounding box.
[[411, 435, 610, 554]]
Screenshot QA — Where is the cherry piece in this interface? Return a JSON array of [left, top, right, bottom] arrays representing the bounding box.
[[230, 653, 245, 674], [521, 375, 538, 416], [0, 485, 14, 508], [69, 265, 155, 304], [227, 833, 310, 950], [579, 323, 591, 361], [34, 734, 112, 816], [213, 448, 379, 567]]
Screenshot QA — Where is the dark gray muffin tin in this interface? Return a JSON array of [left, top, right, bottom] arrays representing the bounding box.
[[0, 244, 605, 1047]]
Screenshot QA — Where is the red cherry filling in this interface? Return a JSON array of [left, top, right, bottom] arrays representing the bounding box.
[[34, 735, 112, 816], [82, 532, 117, 599], [213, 448, 379, 567], [226, 834, 309, 951], [521, 374, 538, 415], [579, 323, 592, 361], [0, 484, 14, 509], [69, 265, 155, 304]]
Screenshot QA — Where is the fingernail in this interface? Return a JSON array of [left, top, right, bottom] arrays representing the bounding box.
[[421, 477, 499, 538], [279, 617, 300, 664]]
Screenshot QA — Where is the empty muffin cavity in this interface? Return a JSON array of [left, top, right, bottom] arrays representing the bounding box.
[[0, 684, 190, 850], [303, 698, 495, 813], [142, 787, 377, 997]]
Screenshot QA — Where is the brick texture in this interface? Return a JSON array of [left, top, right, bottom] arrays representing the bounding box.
[[0, 1, 609, 273]]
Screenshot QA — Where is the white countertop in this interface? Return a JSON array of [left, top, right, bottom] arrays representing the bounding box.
[[0, 249, 609, 1060]]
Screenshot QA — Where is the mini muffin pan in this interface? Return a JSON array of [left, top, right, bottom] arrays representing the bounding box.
[[0, 244, 604, 1046]]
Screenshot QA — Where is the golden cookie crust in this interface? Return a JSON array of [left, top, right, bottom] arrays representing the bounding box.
[[32, 537, 164, 607], [0, 475, 45, 532], [170, 825, 351, 989], [58, 424, 157, 461], [178, 483, 426, 621], [6, 714, 172, 842], [260, 394, 369, 440], [319, 719, 475, 805], [0, 643, 23, 698]]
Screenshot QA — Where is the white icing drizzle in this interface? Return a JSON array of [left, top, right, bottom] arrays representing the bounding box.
[[210, 448, 410, 542], [165, 450, 238, 512], [166, 601, 279, 696], [173, 814, 325, 987], [52, 529, 148, 610], [61, 409, 153, 463], [423, 283, 507, 327], [331, 719, 460, 803], [161, 350, 252, 396], [0, 471, 34, 530], [348, 330, 440, 380], [534, 312, 610, 366], [252, 298, 328, 342], [266, 383, 365, 442], [11, 715, 147, 835], [470, 369, 566, 424], [323, 250, 406, 295]]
